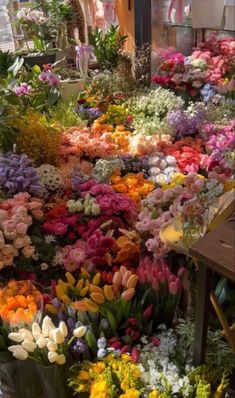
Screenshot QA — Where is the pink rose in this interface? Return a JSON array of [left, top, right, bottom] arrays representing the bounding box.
[[97, 195, 113, 211], [16, 223, 28, 235], [32, 210, 44, 220], [22, 245, 35, 258], [3, 255, 14, 266], [2, 244, 14, 256], [13, 238, 25, 249]]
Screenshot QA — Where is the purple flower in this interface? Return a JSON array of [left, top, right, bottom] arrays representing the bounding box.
[[167, 105, 205, 136], [14, 82, 31, 97], [0, 152, 41, 196]]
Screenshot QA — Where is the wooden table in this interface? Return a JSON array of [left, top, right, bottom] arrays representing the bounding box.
[[190, 215, 235, 365]]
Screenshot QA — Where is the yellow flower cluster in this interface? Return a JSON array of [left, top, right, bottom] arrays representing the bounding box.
[[70, 354, 143, 398], [14, 110, 61, 166]]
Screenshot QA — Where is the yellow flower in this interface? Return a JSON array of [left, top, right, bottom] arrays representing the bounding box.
[[120, 389, 140, 398], [79, 370, 90, 380], [91, 362, 105, 373], [149, 391, 161, 398], [65, 272, 75, 286], [121, 354, 132, 362], [90, 380, 108, 398]]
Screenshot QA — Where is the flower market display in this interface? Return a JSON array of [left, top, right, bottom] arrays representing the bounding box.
[[0, 6, 235, 396]]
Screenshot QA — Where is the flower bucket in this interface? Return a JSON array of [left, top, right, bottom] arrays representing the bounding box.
[[59, 79, 85, 100], [36, 364, 71, 398], [0, 359, 43, 398]]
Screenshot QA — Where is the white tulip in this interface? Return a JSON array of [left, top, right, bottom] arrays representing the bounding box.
[[73, 326, 87, 338], [48, 351, 58, 363], [59, 321, 68, 338], [36, 336, 47, 349], [42, 316, 55, 337], [19, 328, 34, 341], [32, 322, 41, 337], [56, 354, 66, 365], [8, 332, 23, 343], [9, 345, 28, 360], [8, 344, 22, 353], [47, 341, 58, 352], [22, 340, 37, 353], [52, 329, 64, 344], [33, 332, 43, 341]]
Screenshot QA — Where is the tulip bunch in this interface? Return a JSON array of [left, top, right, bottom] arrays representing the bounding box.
[[0, 280, 43, 326], [67, 194, 100, 217], [0, 193, 44, 269], [136, 256, 183, 327], [111, 173, 154, 204], [74, 266, 139, 314], [8, 315, 87, 365]]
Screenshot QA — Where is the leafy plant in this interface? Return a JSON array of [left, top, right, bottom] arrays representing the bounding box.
[[49, 99, 82, 128], [0, 51, 23, 78], [0, 105, 16, 153], [89, 25, 127, 70]]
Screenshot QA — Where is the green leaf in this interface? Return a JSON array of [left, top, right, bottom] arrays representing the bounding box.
[[46, 87, 61, 107], [85, 330, 97, 351], [107, 310, 117, 333]]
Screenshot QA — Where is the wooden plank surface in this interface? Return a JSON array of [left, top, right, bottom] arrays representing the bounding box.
[[190, 216, 235, 281]]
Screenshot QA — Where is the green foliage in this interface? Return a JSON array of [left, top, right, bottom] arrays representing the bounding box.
[[0, 51, 23, 78], [49, 100, 82, 128], [175, 318, 235, 380], [0, 105, 16, 152], [89, 25, 127, 70]]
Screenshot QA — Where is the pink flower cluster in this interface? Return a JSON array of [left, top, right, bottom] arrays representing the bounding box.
[[78, 179, 138, 221], [14, 83, 31, 97], [137, 256, 183, 295], [61, 240, 87, 272], [59, 127, 118, 162], [0, 193, 43, 269]]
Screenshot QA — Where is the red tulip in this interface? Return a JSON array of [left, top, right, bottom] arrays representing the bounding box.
[[128, 318, 137, 326], [120, 345, 131, 354]]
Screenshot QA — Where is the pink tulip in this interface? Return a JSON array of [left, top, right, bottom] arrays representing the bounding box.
[[169, 281, 178, 295], [151, 336, 161, 347], [143, 304, 153, 319], [131, 347, 139, 362], [120, 345, 131, 354]]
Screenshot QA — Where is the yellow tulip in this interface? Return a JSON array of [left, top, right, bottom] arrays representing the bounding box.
[[65, 272, 75, 286], [81, 267, 90, 279], [76, 278, 84, 292], [79, 286, 89, 297], [61, 294, 71, 306], [45, 304, 59, 315], [92, 273, 101, 286], [104, 285, 114, 301]]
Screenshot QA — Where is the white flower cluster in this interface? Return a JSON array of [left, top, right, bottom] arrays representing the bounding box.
[[8, 316, 86, 365], [138, 327, 193, 397], [36, 164, 63, 192], [67, 194, 100, 216], [148, 154, 179, 186], [16, 8, 47, 25], [128, 88, 184, 136]]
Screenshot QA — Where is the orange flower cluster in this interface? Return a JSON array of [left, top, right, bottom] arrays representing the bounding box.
[[0, 280, 42, 326], [111, 173, 155, 203], [113, 235, 140, 263], [110, 126, 130, 152]]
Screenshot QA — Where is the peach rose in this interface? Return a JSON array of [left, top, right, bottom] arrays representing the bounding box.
[[22, 246, 35, 258]]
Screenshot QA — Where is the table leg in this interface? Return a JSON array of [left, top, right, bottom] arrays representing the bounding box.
[[193, 263, 211, 366]]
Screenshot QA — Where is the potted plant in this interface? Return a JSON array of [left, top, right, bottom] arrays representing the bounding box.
[[55, 67, 85, 100], [16, 1, 73, 67]]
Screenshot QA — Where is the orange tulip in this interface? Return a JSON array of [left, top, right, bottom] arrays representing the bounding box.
[[92, 273, 101, 286], [121, 288, 135, 302], [85, 299, 99, 313], [79, 287, 89, 297], [122, 271, 132, 287], [113, 271, 122, 288], [90, 292, 105, 304], [126, 275, 139, 289], [90, 285, 104, 295], [73, 301, 88, 312]]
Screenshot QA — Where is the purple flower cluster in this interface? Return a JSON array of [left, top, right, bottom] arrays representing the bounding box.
[[0, 153, 41, 196], [167, 106, 205, 137], [120, 155, 150, 177], [39, 72, 60, 87], [76, 105, 102, 122], [14, 82, 31, 97]]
